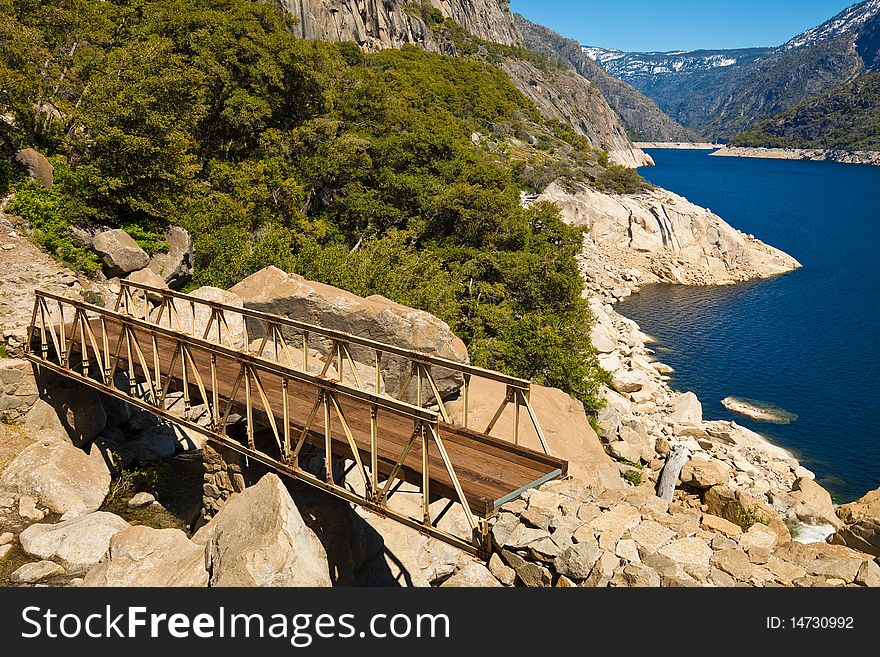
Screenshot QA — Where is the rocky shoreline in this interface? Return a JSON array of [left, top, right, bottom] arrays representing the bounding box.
[[711, 146, 880, 166]]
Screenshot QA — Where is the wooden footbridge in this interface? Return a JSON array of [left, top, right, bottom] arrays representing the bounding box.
[[24, 281, 566, 555]]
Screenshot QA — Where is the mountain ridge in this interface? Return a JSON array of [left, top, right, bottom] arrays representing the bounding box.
[[517, 15, 697, 142], [581, 0, 880, 140]]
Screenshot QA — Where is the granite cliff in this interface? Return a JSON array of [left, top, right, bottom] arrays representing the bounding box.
[[276, 0, 521, 51], [537, 181, 801, 296]]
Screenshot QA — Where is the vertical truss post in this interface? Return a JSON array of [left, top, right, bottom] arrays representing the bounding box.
[[125, 326, 135, 396], [421, 421, 430, 526], [245, 364, 254, 449], [375, 351, 382, 393], [370, 404, 378, 499], [462, 373, 471, 429], [282, 378, 291, 463], [323, 390, 332, 483], [303, 331, 309, 372], [210, 353, 219, 430], [57, 301, 67, 368], [513, 388, 520, 446], [336, 341, 344, 383]]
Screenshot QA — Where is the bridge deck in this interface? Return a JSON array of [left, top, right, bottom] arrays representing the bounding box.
[[54, 316, 565, 517]]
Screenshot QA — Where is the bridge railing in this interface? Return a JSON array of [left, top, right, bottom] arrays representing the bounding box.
[[115, 280, 551, 455], [26, 290, 497, 554]]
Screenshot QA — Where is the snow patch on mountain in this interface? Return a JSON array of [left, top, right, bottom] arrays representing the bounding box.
[[784, 0, 880, 50]]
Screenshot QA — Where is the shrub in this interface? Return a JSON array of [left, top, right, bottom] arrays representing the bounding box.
[[622, 470, 642, 486], [593, 164, 653, 195], [734, 505, 770, 531], [5, 182, 100, 273]]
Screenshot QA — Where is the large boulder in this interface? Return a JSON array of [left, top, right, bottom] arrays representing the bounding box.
[[785, 477, 842, 529], [82, 525, 208, 587], [147, 226, 194, 289], [177, 286, 246, 349], [830, 486, 880, 557], [125, 267, 169, 303], [680, 458, 731, 490], [0, 439, 111, 517], [192, 473, 331, 587], [19, 512, 130, 573], [92, 229, 150, 277], [440, 563, 502, 587], [13, 148, 53, 188], [669, 392, 703, 428], [10, 560, 65, 583], [228, 266, 468, 400], [704, 485, 790, 545], [446, 378, 623, 491]]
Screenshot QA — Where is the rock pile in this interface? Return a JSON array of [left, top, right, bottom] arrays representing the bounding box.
[[486, 480, 876, 587]]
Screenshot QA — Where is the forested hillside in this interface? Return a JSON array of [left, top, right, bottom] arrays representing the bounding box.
[[0, 0, 644, 409], [729, 72, 880, 151]]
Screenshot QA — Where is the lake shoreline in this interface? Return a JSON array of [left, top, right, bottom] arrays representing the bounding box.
[[711, 145, 880, 166]]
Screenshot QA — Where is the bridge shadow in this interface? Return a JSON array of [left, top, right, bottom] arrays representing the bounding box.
[[285, 480, 413, 587]]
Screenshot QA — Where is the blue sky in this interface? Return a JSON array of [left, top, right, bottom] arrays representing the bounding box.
[[510, 0, 858, 52]]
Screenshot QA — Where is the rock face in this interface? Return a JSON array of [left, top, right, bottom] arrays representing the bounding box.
[[229, 266, 468, 399], [13, 148, 53, 188], [0, 358, 39, 418], [446, 378, 623, 491], [501, 60, 653, 168], [92, 229, 150, 278], [432, 0, 522, 47], [541, 183, 800, 285], [831, 486, 880, 557], [543, 182, 800, 289], [279, 0, 521, 51], [19, 512, 130, 572], [193, 473, 331, 587], [0, 440, 111, 517], [83, 525, 209, 587], [147, 226, 194, 289]]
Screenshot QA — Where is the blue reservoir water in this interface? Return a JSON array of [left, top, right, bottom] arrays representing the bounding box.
[[616, 149, 880, 502]]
